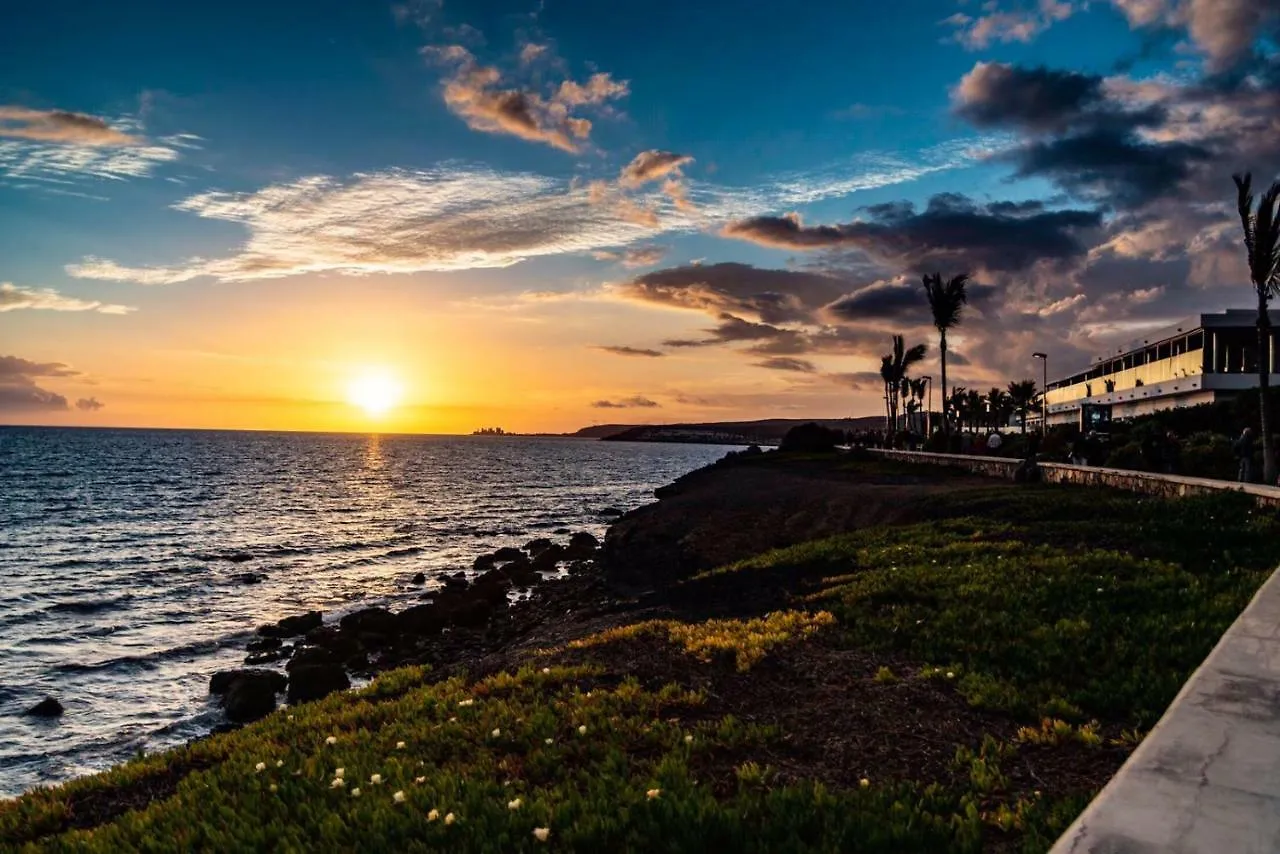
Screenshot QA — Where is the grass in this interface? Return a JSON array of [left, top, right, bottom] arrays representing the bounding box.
[[6, 464, 1280, 853]]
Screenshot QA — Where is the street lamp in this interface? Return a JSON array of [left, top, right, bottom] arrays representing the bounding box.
[[922, 376, 932, 437], [1032, 352, 1048, 434]]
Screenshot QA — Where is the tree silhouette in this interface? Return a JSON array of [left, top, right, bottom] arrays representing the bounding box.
[[922, 273, 970, 439], [879, 334, 927, 433], [1233, 172, 1280, 484], [1007, 380, 1039, 435]]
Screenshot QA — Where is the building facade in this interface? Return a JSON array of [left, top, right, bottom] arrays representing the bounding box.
[[1035, 309, 1280, 429]]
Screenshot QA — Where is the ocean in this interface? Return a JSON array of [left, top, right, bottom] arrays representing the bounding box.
[[0, 427, 735, 798]]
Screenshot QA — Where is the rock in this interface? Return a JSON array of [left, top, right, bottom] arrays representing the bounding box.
[[287, 646, 338, 672], [258, 611, 322, 639], [226, 553, 254, 564], [443, 573, 469, 590], [244, 647, 289, 666], [224, 676, 279, 722], [553, 527, 571, 535], [599, 507, 624, 518], [26, 696, 63, 718], [569, 531, 600, 551], [246, 637, 283, 654], [410, 572, 426, 585], [451, 598, 495, 628], [506, 562, 542, 586], [473, 553, 499, 571], [493, 546, 524, 562], [210, 668, 287, 696], [304, 626, 362, 660], [287, 663, 350, 704], [396, 603, 447, 636], [234, 572, 264, 584], [524, 537, 554, 554], [339, 607, 397, 636]]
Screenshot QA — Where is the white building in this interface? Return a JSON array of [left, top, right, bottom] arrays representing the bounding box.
[[1035, 309, 1280, 430]]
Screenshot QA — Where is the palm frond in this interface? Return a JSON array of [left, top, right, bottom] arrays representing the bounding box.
[[1235, 172, 1256, 257]]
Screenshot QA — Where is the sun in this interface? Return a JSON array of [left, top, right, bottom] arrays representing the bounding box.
[[345, 369, 404, 417]]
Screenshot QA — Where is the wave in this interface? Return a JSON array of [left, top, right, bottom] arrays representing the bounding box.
[[54, 633, 249, 676], [47, 596, 135, 616]]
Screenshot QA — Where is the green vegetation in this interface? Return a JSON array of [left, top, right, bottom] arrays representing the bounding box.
[[6, 466, 1280, 853]]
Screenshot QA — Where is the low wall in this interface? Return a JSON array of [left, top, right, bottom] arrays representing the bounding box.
[[870, 449, 1280, 508]]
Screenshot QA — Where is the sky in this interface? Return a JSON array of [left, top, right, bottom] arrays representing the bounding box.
[[2, 0, 1278, 434]]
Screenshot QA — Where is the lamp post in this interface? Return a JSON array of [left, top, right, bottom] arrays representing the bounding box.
[[1033, 352, 1048, 434], [922, 376, 932, 437]]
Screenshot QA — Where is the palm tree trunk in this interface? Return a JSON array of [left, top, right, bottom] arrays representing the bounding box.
[[940, 331, 949, 440], [1259, 294, 1275, 484]]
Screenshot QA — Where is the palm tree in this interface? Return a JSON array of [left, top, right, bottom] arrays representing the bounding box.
[[879, 335, 928, 434], [907, 377, 928, 432], [964, 389, 983, 432], [879, 355, 895, 435], [922, 273, 970, 441], [986, 387, 1012, 431], [947, 386, 967, 433], [1008, 380, 1039, 435], [1233, 173, 1280, 484]]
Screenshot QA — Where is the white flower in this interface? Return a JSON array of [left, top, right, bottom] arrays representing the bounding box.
[[492, 728, 501, 737], [545, 738, 554, 745], [646, 788, 661, 800], [334, 768, 345, 778], [287, 714, 294, 720], [578, 725, 588, 735], [449, 716, 457, 723], [351, 787, 362, 798], [415, 776, 426, 784], [396, 741, 406, 749], [269, 784, 278, 792], [370, 773, 383, 785], [275, 760, 284, 768], [458, 699, 474, 707], [325, 736, 337, 745], [541, 667, 551, 674], [684, 735, 694, 744], [508, 798, 522, 810], [255, 762, 266, 773], [859, 778, 870, 788], [331, 778, 346, 789], [444, 812, 456, 825], [428, 808, 440, 821], [533, 827, 551, 842], [946, 671, 955, 679], [393, 790, 406, 804]]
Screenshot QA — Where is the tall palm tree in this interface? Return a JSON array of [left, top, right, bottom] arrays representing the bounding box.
[[879, 355, 895, 435], [1233, 173, 1280, 484], [986, 387, 1011, 431], [947, 386, 968, 433], [922, 273, 970, 440], [1008, 380, 1039, 435], [879, 335, 928, 434], [907, 377, 928, 432], [964, 389, 984, 433]]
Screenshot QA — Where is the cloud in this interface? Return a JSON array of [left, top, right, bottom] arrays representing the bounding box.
[[619, 150, 694, 187], [825, 280, 928, 322], [754, 356, 817, 373], [1111, 0, 1278, 69], [0, 282, 135, 314], [723, 194, 1103, 273], [67, 167, 682, 283], [0, 355, 81, 412], [75, 397, 104, 411], [593, 345, 665, 357], [618, 263, 852, 325], [425, 45, 627, 152], [831, 104, 907, 120], [953, 63, 1112, 133], [942, 0, 1080, 49], [0, 106, 139, 146], [592, 245, 668, 267], [519, 42, 550, 65], [590, 396, 660, 409]]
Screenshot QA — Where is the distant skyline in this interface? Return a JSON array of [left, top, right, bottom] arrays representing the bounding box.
[[2, 0, 1277, 433]]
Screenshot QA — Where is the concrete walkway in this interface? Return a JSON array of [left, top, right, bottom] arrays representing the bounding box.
[[1052, 566, 1280, 853]]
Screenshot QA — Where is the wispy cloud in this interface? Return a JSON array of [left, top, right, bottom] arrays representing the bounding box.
[[592, 245, 668, 268], [590, 396, 661, 409], [593, 345, 665, 357], [0, 282, 135, 314]]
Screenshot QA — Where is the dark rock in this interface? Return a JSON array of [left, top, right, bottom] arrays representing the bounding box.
[[258, 611, 322, 639], [493, 546, 524, 562], [569, 531, 600, 551], [339, 607, 397, 636], [553, 527, 571, 535], [287, 663, 350, 704], [473, 553, 499, 571], [224, 676, 278, 722], [234, 572, 265, 584], [410, 572, 426, 585], [246, 637, 283, 654], [451, 598, 495, 628], [524, 537, 553, 554], [26, 696, 63, 718], [443, 573, 469, 590], [305, 626, 362, 659], [599, 507, 624, 517], [287, 646, 338, 672], [506, 563, 542, 586], [210, 668, 287, 696], [396, 603, 446, 636], [226, 553, 254, 564], [244, 647, 290, 665]]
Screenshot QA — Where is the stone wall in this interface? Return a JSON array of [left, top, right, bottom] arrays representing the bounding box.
[[870, 449, 1280, 508]]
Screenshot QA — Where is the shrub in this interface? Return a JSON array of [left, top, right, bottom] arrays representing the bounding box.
[[779, 423, 843, 453]]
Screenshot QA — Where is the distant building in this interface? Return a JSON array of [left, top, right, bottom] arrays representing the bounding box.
[[1034, 309, 1280, 430]]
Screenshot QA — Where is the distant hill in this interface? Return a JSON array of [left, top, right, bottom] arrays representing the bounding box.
[[579, 417, 884, 446]]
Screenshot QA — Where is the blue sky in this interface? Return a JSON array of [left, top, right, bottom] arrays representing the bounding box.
[[1, 0, 1277, 430]]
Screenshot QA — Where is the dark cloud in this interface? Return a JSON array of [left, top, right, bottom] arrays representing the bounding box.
[[826, 281, 925, 321], [75, 397, 104, 411], [0, 106, 139, 146], [954, 63, 1107, 132], [0, 355, 81, 412], [593, 345, 664, 358], [618, 263, 851, 325], [662, 314, 799, 348], [1009, 129, 1212, 208], [590, 396, 660, 409], [753, 357, 817, 373], [723, 195, 1103, 273]]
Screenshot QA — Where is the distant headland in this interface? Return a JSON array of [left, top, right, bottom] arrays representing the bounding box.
[[472, 417, 883, 446]]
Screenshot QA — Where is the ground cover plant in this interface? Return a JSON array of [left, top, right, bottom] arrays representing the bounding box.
[[6, 459, 1280, 853]]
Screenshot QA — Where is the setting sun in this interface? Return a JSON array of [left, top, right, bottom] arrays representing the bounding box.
[[345, 370, 404, 417]]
